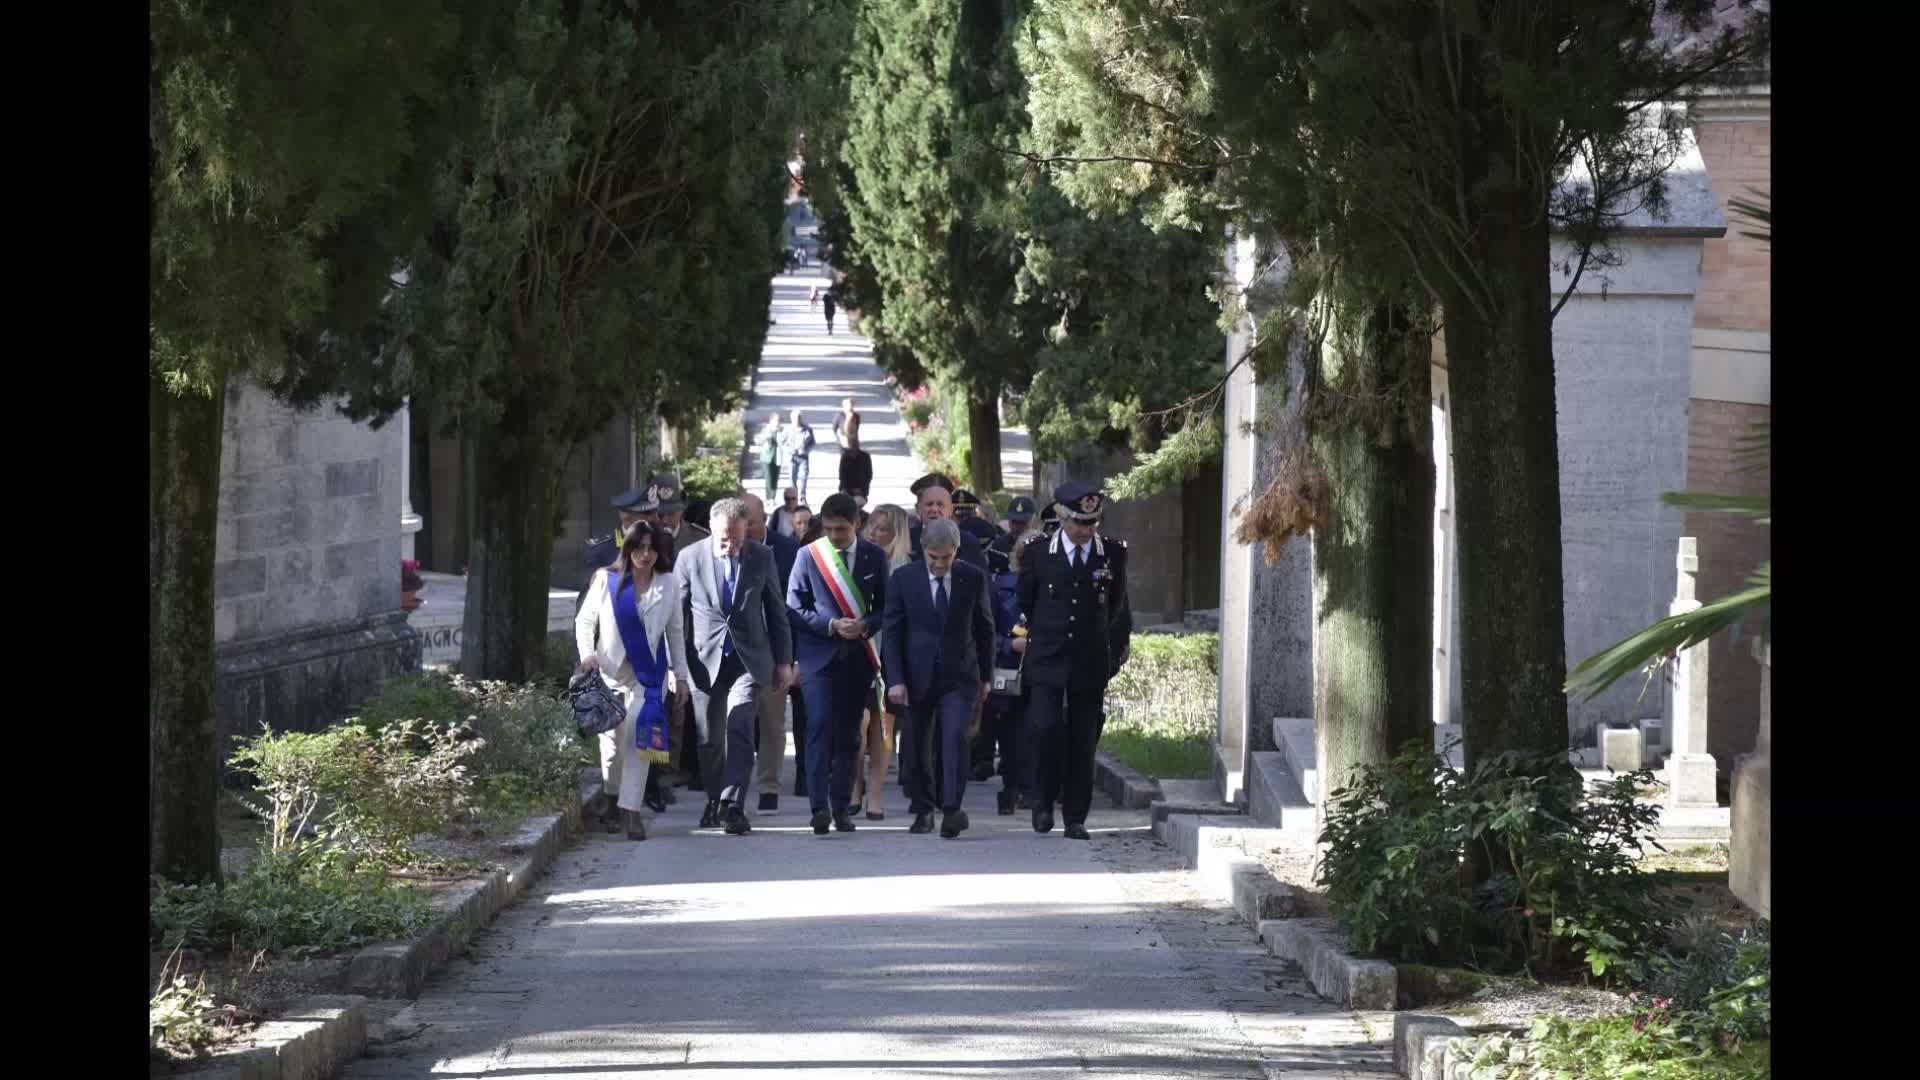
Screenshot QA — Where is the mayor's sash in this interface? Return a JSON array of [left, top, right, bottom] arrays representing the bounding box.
[[805, 538, 882, 673]]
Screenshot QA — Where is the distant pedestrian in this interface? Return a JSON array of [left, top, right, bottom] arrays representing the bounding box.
[[822, 290, 838, 335], [839, 422, 873, 502], [758, 411, 784, 503], [783, 409, 817, 498]]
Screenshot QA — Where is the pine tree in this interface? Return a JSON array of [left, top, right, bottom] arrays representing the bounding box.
[[149, 0, 461, 883]]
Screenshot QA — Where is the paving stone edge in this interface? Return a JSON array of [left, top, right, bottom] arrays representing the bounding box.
[[1093, 749, 1162, 810], [1392, 1013, 1487, 1080], [342, 769, 596, 1001], [193, 995, 368, 1080]]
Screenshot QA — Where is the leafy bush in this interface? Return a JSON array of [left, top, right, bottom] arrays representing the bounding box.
[[699, 411, 745, 455], [353, 671, 470, 733], [1318, 744, 1669, 982], [540, 632, 578, 690], [661, 453, 741, 505], [150, 953, 221, 1059], [228, 716, 478, 870], [461, 680, 592, 817], [150, 856, 433, 960], [899, 395, 936, 430]]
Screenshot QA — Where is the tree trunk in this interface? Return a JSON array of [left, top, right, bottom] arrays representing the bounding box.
[[150, 371, 226, 884], [1311, 312, 1433, 811], [1442, 213, 1570, 773], [966, 382, 1003, 493], [460, 398, 564, 682]]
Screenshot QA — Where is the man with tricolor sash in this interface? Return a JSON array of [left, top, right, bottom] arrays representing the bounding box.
[[785, 492, 891, 835]]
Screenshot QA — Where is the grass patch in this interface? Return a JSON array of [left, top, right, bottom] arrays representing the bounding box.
[[1100, 730, 1212, 779]]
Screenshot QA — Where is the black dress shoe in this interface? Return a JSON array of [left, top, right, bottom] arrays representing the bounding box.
[[623, 810, 648, 841], [1014, 793, 1032, 811], [866, 807, 885, 821], [833, 808, 857, 833], [940, 809, 970, 839], [758, 793, 779, 814], [811, 808, 832, 835], [996, 790, 1014, 816], [1032, 806, 1054, 834], [724, 805, 753, 835], [970, 762, 995, 782], [698, 800, 721, 829], [1063, 822, 1090, 840], [643, 795, 668, 814], [908, 811, 936, 835]]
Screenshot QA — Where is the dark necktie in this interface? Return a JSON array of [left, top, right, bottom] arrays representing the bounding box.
[[721, 555, 737, 656], [1074, 545, 1085, 570], [934, 574, 949, 621]]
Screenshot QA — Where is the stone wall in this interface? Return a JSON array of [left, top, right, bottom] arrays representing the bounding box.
[[549, 415, 641, 591], [214, 379, 418, 769], [1552, 235, 1706, 740]]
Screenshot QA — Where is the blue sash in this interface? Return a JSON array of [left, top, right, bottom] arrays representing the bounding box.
[[610, 571, 671, 763]]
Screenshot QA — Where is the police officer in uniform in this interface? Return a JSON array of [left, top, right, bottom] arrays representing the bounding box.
[[1016, 480, 1131, 840], [987, 495, 1037, 562], [951, 489, 1000, 555], [648, 473, 710, 553], [579, 485, 657, 608]]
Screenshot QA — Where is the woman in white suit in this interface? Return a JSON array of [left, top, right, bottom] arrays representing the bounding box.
[[575, 522, 693, 840]]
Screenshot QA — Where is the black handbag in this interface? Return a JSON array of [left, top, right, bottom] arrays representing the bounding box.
[[569, 668, 625, 738]]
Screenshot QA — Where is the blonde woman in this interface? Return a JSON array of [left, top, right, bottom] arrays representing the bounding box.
[[575, 522, 693, 840], [851, 504, 914, 818]]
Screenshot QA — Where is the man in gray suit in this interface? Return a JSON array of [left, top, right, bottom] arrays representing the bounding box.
[[677, 497, 798, 835]]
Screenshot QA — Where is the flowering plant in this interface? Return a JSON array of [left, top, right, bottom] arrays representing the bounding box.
[[401, 560, 424, 593]]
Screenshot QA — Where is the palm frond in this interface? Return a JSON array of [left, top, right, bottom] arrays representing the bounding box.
[[1565, 565, 1770, 701], [1728, 188, 1770, 247], [1659, 491, 1770, 522]]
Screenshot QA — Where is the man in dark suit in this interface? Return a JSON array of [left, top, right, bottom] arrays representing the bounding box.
[[1017, 481, 1132, 841], [744, 492, 804, 813], [906, 473, 987, 570], [676, 497, 797, 835], [787, 493, 890, 835], [883, 517, 996, 839]]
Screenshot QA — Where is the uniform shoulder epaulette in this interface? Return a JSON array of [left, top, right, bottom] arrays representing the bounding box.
[[1019, 531, 1047, 548], [1107, 536, 1127, 548]]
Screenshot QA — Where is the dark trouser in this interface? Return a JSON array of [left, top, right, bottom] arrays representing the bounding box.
[[982, 691, 1033, 796], [903, 681, 977, 814], [762, 459, 780, 502], [799, 657, 876, 813], [1030, 681, 1106, 826], [790, 684, 811, 795], [688, 652, 762, 805]]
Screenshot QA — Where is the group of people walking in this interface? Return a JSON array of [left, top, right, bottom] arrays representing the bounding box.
[[574, 460, 1131, 845]]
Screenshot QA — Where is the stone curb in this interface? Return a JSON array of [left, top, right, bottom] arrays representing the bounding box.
[[343, 771, 594, 1000], [1393, 1013, 1481, 1080], [194, 995, 368, 1080], [1093, 749, 1161, 810], [1228, 858, 1301, 925], [1258, 918, 1397, 1011]]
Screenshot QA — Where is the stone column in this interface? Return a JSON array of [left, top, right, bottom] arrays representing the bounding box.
[[1729, 640, 1770, 919], [1665, 537, 1718, 807], [399, 399, 423, 561]]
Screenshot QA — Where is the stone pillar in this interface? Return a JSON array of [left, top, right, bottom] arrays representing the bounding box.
[[1215, 228, 1313, 804], [1665, 537, 1718, 807], [399, 399, 423, 561], [1729, 640, 1770, 919]]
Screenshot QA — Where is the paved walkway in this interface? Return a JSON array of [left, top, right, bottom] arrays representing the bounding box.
[[347, 752, 1391, 1079], [344, 213, 1389, 1078], [746, 202, 1035, 509]]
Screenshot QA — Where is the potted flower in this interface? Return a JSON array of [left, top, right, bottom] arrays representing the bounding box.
[[401, 559, 424, 612]]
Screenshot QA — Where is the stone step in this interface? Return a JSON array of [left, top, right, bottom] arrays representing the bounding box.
[[1147, 777, 1243, 826], [1152, 813, 1297, 896], [1248, 751, 1317, 835], [1271, 717, 1318, 804]]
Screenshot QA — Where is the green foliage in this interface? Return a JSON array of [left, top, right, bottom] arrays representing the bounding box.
[[1319, 744, 1670, 981], [459, 681, 592, 811], [354, 672, 471, 733], [699, 412, 746, 456], [228, 716, 478, 871], [661, 454, 743, 507], [150, 951, 222, 1060], [149, 856, 433, 960], [1102, 632, 1217, 779], [149, 0, 459, 394], [906, 378, 974, 482]]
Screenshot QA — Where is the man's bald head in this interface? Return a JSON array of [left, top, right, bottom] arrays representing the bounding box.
[[740, 492, 769, 541]]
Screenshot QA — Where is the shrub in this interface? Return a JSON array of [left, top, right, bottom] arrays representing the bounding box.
[[1318, 744, 1669, 982], [661, 454, 741, 505], [228, 715, 478, 870], [150, 856, 433, 960], [900, 395, 936, 430], [353, 671, 469, 733], [462, 680, 592, 816], [1107, 632, 1218, 714], [150, 952, 221, 1059], [699, 411, 745, 455]]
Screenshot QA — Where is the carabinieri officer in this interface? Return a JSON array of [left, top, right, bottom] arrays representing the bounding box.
[[1015, 480, 1131, 840]]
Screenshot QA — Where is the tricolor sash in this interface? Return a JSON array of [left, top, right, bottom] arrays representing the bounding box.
[[805, 538, 882, 673]]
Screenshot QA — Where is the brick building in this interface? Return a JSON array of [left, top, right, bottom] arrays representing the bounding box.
[[1685, 78, 1771, 768]]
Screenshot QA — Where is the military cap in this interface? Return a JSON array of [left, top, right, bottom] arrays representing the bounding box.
[[611, 486, 655, 513], [1005, 495, 1037, 522], [1053, 480, 1108, 524], [648, 474, 687, 514], [910, 471, 956, 496], [952, 489, 981, 515]]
